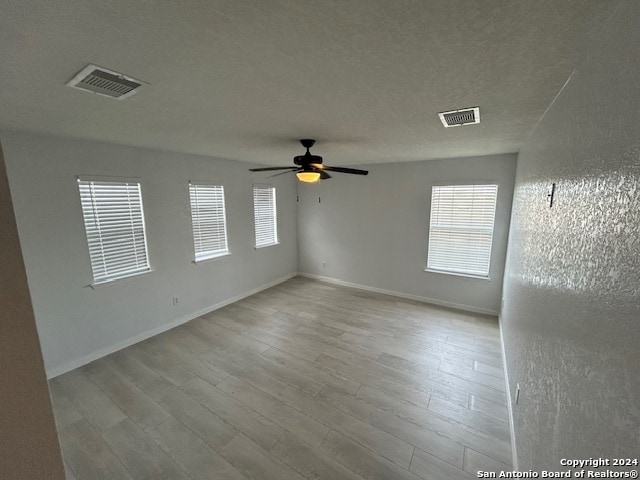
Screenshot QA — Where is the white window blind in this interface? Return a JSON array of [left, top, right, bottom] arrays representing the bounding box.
[[253, 185, 278, 248], [78, 179, 150, 284], [189, 183, 229, 261], [427, 184, 498, 277]]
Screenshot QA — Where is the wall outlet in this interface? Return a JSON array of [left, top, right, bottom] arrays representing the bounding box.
[[172, 297, 179, 306]]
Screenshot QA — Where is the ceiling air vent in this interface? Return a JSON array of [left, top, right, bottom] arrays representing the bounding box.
[[66, 65, 144, 99], [438, 107, 480, 128]]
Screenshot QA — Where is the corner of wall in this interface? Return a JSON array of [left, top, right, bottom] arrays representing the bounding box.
[[498, 313, 518, 470], [0, 138, 66, 478]]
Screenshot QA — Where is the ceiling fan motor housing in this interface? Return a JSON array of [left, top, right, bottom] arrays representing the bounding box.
[[294, 154, 323, 166], [248, 138, 367, 179]]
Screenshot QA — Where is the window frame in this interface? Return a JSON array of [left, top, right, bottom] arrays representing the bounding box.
[[188, 181, 230, 263], [252, 184, 279, 249], [77, 176, 152, 287], [425, 183, 499, 279]]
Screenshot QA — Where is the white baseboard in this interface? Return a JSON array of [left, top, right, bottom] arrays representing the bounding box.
[[499, 314, 519, 470], [298, 272, 498, 316], [46, 272, 296, 378]]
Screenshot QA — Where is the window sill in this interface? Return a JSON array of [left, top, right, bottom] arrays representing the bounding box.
[[193, 251, 231, 264], [424, 268, 491, 281], [89, 269, 155, 289], [255, 242, 280, 250]]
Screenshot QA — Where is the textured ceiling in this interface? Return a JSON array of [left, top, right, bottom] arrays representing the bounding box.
[[0, 0, 617, 166]]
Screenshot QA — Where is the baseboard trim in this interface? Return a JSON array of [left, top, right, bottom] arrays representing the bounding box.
[[499, 313, 519, 470], [298, 272, 498, 316], [46, 272, 296, 378]]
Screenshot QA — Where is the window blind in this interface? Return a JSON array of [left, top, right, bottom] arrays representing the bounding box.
[[189, 183, 229, 261], [253, 185, 278, 248], [78, 179, 150, 284], [427, 184, 498, 277]]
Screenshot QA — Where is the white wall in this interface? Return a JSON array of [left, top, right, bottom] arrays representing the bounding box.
[[0, 140, 65, 479], [1, 131, 297, 377], [501, 0, 640, 469], [297, 154, 516, 315]]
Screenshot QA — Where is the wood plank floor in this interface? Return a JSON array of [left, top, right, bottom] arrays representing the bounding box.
[[49, 277, 512, 480]]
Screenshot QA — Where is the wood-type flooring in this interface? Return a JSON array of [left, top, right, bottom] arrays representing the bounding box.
[[49, 277, 512, 480]]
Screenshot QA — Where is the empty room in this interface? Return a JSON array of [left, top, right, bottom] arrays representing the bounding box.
[[1, 1, 638, 479]]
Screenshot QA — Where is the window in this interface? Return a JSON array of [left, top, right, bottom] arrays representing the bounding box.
[[427, 184, 498, 277], [78, 178, 150, 284], [253, 185, 278, 248], [189, 182, 229, 261]]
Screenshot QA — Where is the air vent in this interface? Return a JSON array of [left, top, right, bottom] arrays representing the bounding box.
[[66, 65, 144, 99], [438, 107, 480, 128]]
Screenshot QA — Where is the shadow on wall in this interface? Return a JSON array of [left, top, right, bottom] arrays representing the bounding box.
[[0, 140, 66, 479]]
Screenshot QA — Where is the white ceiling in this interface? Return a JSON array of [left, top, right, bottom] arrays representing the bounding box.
[[0, 0, 616, 166]]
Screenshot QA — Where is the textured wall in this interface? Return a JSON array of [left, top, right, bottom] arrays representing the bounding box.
[[297, 154, 516, 314], [0, 141, 65, 479], [502, 0, 640, 469], [2, 131, 297, 376]]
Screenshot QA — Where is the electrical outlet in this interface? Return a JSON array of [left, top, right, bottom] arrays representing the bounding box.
[[172, 297, 179, 306]]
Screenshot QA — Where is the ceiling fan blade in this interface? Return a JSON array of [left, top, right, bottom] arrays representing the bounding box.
[[270, 169, 299, 177], [318, 169, 332, 179], [249, 166, 299, 172], [323, 166, 369, 175]]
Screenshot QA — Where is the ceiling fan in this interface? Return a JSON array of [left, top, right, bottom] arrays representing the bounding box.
[[249, 139, 368, 183]]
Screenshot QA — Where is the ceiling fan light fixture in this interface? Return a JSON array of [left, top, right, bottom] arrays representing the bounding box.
[[249, 139, 367, 180], [296, 171, 321, 183]]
